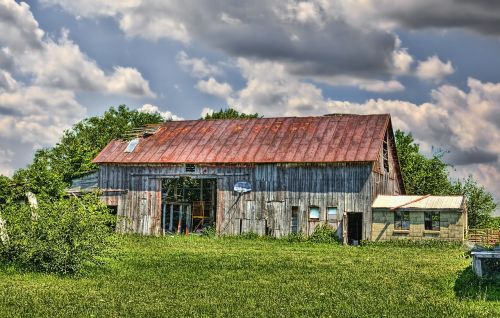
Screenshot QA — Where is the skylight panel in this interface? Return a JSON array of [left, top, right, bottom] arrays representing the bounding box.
[[124, 138, 139, 153]]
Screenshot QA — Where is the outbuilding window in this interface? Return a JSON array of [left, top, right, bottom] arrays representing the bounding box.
[[424, 211, 440, 231], [394, 211, 410, 230], [327, 207, 337, 225], [309, 206, 320, 221]]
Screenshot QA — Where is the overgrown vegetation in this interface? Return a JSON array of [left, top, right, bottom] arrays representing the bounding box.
[[308, 224, 340, 243], [0, 193, 115, 274], [395, 130, 498, 228], [0, 236, 497, 317], [0, 105, 163, 274]]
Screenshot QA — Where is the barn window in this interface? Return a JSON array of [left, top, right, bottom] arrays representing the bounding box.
[[185, 164, 196, 172], [327, 207, 337, 224], [309, 206, 320, 221], [425, 211, 440, 231], [394, 211, 410, 230], [383, 135, 389, 173]]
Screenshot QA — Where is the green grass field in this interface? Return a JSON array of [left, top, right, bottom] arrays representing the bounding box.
[[0, 236, 498, 317]]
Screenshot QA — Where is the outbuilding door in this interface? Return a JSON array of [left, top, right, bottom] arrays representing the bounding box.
[[347, 212, 363, 245]]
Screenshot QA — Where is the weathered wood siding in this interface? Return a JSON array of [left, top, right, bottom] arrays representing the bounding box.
[[98, 162, 375, 239], [371, 127, 404, 199]]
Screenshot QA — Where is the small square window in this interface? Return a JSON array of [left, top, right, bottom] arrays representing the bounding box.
[[394, 210, 410, 230], [425, 211, 440, 231], [327, 207, 337, 222], [309, 206, 320, 221]]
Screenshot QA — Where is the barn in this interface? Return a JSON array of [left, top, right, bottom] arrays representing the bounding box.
[[92, 114, 405, 244]]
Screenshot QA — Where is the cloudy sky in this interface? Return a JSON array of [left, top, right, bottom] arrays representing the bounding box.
[[0, 0, 499, 209]]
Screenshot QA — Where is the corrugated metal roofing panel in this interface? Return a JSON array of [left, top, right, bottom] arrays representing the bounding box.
[[93, 114, 391, 164], [372, 195, 465, 210]]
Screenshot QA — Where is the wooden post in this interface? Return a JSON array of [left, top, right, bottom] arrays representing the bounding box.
[[162, 203, 166, 235], [473, 257, 483, 277], [169, 204, 174, 232], [343, 212, 348, 245], [186, 204, 192, 235], [177, 205, 183, 234]]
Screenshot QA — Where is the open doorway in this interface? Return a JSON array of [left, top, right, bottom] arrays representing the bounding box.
[[347, 212, 362, 245], [161, 177, 217, 235]]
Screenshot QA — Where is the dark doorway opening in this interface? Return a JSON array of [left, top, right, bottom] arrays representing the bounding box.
[[106, 205, 118, 230], [291, 206, 299, 234], [161, 177, 217, 235], [347, 212, 362, 245]]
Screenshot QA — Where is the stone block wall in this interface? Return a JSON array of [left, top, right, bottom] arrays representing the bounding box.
[[371, 209, 465, 242]]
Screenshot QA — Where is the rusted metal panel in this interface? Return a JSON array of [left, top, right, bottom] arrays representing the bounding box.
[[93, 114, 391, 164]]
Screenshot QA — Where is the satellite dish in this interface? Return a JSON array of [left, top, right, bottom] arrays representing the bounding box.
[[234, 181, 252, 193]]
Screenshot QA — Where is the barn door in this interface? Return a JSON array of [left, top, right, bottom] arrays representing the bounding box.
[[267, 202, 287, 237]]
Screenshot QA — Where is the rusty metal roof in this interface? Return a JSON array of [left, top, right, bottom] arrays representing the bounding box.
[[372, 195, 466, 210], [93, 114, 391, 164]]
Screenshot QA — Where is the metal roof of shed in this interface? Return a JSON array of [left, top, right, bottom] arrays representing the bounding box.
[[93, 114, 391, 164], [372, 195, 465, 210]]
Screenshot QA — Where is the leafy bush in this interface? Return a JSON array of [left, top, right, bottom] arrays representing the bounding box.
[[308, 224, 340, 244], [0, 193, 115, 274], [201, 225, 217, 238]]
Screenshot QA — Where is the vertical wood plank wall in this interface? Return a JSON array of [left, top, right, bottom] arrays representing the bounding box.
[[98, 162, 398, 240]]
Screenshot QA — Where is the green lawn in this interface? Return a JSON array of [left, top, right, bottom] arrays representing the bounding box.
[[0, 236, 498, 317]]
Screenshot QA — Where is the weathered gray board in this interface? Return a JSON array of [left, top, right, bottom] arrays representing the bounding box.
[[98, 162, 402, 239]]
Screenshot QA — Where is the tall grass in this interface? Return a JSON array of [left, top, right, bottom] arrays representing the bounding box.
[[0, 235, 498, 317]]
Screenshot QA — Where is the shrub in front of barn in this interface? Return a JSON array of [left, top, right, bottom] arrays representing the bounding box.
[[308, 224, 340, 244], [0, 193, 115, 274]]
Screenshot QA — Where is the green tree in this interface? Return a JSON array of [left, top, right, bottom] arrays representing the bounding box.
[[203, 108, 261, 120], [11, 153, 67, 199], [395, 130, 452, 195], [452, 177, 498, 228], [26, 105, 164, 185]]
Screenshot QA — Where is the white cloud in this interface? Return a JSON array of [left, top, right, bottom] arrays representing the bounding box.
[[0, 0, 156, 176], [138, 104, 184, 121], [196, 77, 233, 99], [416, 55, 455, 82], [0, 70, 17, 92], [107, 67, 155, 97], [0, 0, 44, 53], [359, 80, 405, 93], [392, 46, 414, 75], [43, 0, 408, 87], [283, 1, 324, 26], [0, 86, 85, 145], [200, 107, 215, 118], [0, 149, 14, 176], [176, 51, 221, 79], [220, 12, 241, 26], [119, 11, 190, 43], [19, 30, 155, 97]]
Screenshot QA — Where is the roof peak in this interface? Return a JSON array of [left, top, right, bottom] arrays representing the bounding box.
[[165, 113, 390, 123]]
